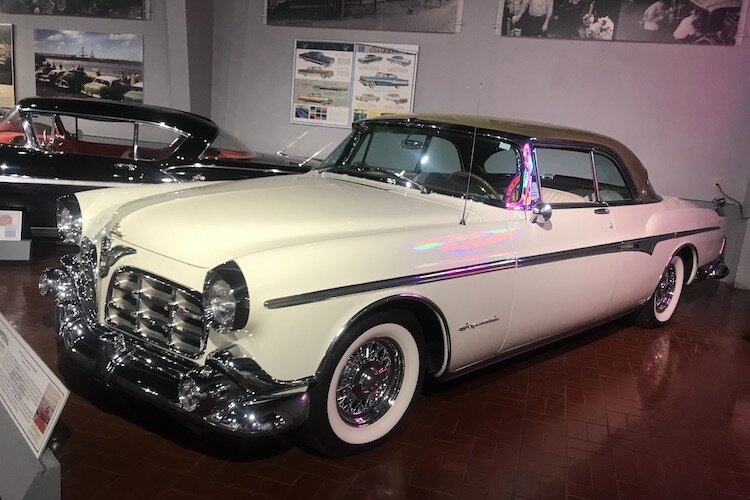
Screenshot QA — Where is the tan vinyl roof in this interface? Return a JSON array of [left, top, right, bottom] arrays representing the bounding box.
[[365, 114, 660, 202]]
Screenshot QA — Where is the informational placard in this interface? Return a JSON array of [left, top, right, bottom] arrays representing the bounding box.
[[292, 40, 419, 128], [0, 23, 14, 109], [0, 313, 69, 458], [0, 209, 22, 241]]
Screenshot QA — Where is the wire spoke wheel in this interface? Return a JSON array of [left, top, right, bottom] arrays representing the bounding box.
[[335, 337, 404, 427], [654, 263, 677, 313]]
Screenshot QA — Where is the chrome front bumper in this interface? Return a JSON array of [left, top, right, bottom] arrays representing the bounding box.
[[39, 253, 311, 437]]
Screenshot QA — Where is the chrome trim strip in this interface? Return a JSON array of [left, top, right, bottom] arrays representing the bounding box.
[[618, 226, 721, 255], [0, 175, 144, 188], [264, 258, 517, 309], [265, 227, 721, 310]]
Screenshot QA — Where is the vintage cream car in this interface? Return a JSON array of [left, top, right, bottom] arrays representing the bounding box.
[[40, 115, 728, 456]]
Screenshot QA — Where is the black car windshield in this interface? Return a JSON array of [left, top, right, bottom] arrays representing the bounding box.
[[200, 129, 258, 161], [320, 125, 521, 206]]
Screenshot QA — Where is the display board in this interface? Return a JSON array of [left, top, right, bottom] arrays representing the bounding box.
[[292, 40, 419, 128], [0, 313, 69, 459], [1, 0, 149, 19], [0, 209, 22, 241]]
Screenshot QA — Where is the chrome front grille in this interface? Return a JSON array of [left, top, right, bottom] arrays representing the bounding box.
[[105, 268, 205, 357]]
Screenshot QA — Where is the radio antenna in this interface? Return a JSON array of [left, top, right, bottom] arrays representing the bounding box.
[[460, 82, 483, 226]]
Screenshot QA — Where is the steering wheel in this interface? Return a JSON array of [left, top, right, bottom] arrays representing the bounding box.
[[449, 171, 499, 199]]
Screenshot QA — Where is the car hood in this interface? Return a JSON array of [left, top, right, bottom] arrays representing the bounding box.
[[109, 172, 472, 268]]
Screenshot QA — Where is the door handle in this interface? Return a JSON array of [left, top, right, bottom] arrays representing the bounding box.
[[115, 163, 138, 171], [594, 208, 610, 215]]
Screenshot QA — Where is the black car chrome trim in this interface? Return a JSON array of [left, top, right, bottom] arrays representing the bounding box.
[[264, 258, 517, 309], [0, 175, 144, 188]]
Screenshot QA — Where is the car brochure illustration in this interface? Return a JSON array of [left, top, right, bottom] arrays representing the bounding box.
[[292, 40, 418, 128]]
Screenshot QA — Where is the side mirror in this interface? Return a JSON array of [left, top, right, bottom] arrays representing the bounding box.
[[530, 202, 552, 223]]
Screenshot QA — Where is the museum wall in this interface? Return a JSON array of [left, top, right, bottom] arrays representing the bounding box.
[[2, 0, 188, 110], [210, 0, 750, 284]]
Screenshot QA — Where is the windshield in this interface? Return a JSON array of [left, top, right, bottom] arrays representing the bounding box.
[[321, 124, 522, 206], [200, 129, 257, 161]]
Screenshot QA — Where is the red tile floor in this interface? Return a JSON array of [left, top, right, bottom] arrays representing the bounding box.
[[1, 243, 749, 500]]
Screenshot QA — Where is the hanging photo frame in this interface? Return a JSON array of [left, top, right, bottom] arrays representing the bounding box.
[[0, 24, 14, 109]]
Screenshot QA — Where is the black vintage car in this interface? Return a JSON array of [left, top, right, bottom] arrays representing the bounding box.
[[0, 97, 314, 237]]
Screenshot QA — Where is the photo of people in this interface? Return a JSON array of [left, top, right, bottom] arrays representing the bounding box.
[[34, 29, 143, 102], [499, 0, 742, 44], [500, 0, 620, 39], [615, 0, 741, 44], [0, 0, 148, 19]]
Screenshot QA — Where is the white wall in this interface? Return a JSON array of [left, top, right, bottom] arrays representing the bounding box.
[[2, 0, 187, 110], [211, 0, 750, 284]]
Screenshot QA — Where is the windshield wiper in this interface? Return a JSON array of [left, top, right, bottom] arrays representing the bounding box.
[[329, 164, 429, 194]]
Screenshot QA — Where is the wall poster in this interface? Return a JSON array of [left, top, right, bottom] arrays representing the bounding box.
[[292, 40, 420, 128], [0, 24, 14, 109], [496, 0, 743, 44], [0, 0, 149, 19], [267, 0, 464, 33], [34, 29, 143, 102]]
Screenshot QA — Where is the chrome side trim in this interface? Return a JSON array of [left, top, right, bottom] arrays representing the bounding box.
[[265, 227, 721, 310], [0, 174, 144, 188], [264, 258, 517, 309], [618, 226, 721, 255]]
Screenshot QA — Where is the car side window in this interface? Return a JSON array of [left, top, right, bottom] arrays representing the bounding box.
[[136, 123, 186, 161], [54, 117, 136, 159], [0, 108, 30, 148], [483, 147, 517, 175], [534, 148, 596, 205], [593, 153, 633, 203]]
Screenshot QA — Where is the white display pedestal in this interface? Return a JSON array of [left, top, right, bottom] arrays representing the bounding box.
[[0, 406, 61, 500], [0, 240, 32, 261]]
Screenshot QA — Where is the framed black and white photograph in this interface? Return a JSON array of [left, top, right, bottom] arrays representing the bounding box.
[[0, 24, 14, 109], [34, 29, 143, 102], [0, 0, 149, 19], [267, 0, 464, 33], [496, 0, 743, 44]]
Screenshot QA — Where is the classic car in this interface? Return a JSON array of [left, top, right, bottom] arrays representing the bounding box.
[[297, 66, 334, 79], [55, 69, 94, 93], [298, 92, 333, 105], [358, 54, 383, 64], [36, 68, 66, 85], [359, 72, 409, 88], [354, 93, 380, 102], [81, 75, 120, 98], [299, 51, 334, 67], [122, 82, 143, 104], [100, 80, 135, 101], [387, 55, 411, 66], [39, 115, 728, 457], [0, 97, 314, 237], [384, 93, 408, 104]]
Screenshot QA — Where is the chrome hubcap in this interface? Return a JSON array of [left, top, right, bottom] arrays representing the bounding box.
[[336, 337, 404, 427], [655, 264, 676, 313]]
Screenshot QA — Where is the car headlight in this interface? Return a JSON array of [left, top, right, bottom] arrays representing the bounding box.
[[56, 195, 82, 246], [203, 262, 249, 333]]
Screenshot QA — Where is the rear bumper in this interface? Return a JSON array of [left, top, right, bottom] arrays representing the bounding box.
[[695, 254, 729, 281], [40, 252, 311, 437]]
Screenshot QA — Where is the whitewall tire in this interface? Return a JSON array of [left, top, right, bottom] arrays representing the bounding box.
[[299, 310, 424, 456], [636, 254, 685, 328]]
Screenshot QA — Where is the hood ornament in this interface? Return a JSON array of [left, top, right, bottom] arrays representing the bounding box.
[[99, 232, 136, 278]]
